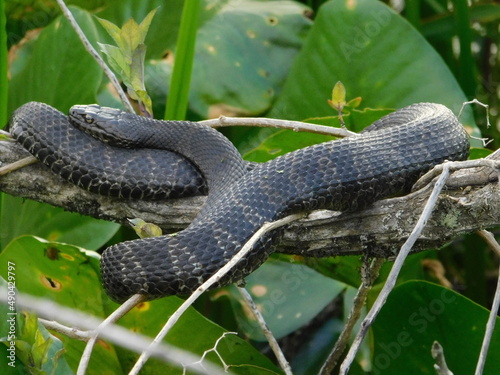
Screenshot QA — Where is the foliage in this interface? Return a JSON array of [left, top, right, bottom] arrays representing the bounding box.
[[1, 0, 500, 374]]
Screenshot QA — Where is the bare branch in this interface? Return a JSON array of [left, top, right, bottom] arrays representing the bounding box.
[[77, 294, 146, 375], [432, 341, 454, 375], [319, 257, 385, 374], [477, 230, 500, 257], [237, 287, 292, 375], [474, 231, 500, 375], [200, 116, 357, 137], [128, 213, 304, 374], [340, 161, 453, 373], [39, 319, 93, 341], [55, 0, 134, 113], [1, 138, 499, 253], [0, 289, 225, 375]]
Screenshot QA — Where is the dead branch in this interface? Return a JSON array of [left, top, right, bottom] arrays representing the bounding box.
[[1, 139, 498, 257]]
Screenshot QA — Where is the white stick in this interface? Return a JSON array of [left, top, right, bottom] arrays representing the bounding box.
[[0, 156, 38, 176], [432, 341, 454, 375], [340, 162, 452, 374], [128, 213, 305, 374], [237, 287, 293, 375], [200, 116, 357, 137], [0, 290, 223, 375], [474, 231, 500, 375], [55, 0, 134, 113], [77, 294, 146, 375]]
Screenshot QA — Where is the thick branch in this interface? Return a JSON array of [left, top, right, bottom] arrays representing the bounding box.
[[1, 139, 498, 257]]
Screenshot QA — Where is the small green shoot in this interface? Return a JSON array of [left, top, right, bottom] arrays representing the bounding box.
[[327, 81, 362, 128], [96, 9, 158, 117]]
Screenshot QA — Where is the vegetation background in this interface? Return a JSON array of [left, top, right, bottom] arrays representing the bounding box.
[[0, 0, 499, 374]]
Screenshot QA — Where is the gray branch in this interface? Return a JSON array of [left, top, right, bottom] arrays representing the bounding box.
[[1, 139, 498, 257]]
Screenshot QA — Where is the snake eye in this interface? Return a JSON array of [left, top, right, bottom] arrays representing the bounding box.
[[84, 114, 94, 124]]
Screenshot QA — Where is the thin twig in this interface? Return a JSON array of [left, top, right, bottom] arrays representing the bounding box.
[[477, 230, 500, 257], [39, 318, 93, 340], [340, 162, 452, 374], [129, 213, 305, 374], [474, 230, 500, 375], [237, 287, 292, 375], [0, 290, 224, 375], [200, 116, 357, 137], [319, 257, 385, 374], [77, 294, 146, 375], [413, 159, 500, 191], [0, 155, 38, 175], [432, 341, 454, 375], [458, 99, 491, 128], [55, 0, 135, 113]]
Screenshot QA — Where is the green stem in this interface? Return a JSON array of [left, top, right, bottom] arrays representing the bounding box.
[[452, 0, 475, 99], [0, 0, 7, 126], [164, 0, 201, 120], [405, 0, 421, 30]]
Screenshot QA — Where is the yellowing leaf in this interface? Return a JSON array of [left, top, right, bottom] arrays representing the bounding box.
[[128, 218, 162, 238], [329, 81, 346, 111], [96, 17, 123, 49]]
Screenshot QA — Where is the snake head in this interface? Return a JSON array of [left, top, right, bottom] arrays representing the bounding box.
[[69, 104, 136, 148]]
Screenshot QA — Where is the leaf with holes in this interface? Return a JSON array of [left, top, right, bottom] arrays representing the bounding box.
[[0, 236, 121, 373]]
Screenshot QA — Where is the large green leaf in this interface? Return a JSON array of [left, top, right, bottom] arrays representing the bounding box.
[[0, 196, 119, 251], [136, 0, 312, 119], [5, 6, 119, 252], [8, 6, 102, 114], [0, 236, 281, 374], [268, 0, 476, 129], [372, 281, 500, 374], [115, 297, 282, 374], [0, 236, 119, 373], [227, 259, 346, 341]]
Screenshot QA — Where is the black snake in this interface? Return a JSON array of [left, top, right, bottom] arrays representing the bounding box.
[[9, 101, 470, 302]]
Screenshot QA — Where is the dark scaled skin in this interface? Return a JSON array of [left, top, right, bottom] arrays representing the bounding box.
[[10, 102, 208, 200], [69, 103, 469, 303], [10, 102, 470, 302]]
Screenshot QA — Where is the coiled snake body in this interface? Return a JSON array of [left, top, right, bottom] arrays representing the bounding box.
[[10, 102, 470, 302]]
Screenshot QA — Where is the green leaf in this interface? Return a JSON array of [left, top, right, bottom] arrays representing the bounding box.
[[115, 297, 281, 374], [268, 0, 477, 135], [95, 16, 123, 50], [228, 259, 346, 341], [0, 307, 72, 374], [128, 218, 162, 238], [0, 236, 281, 374], [164, 0, 201, 120], [137, 8, 158, 47], [8, 6, 102, 114], [243, 107, 392, 162], [98, 42, 130, 78], [0, 196, 119, 251], [97, 10, 155, 114], [329, 81, 347, 111], [372, 281, 500, 374], [0, 236, 120, 373]]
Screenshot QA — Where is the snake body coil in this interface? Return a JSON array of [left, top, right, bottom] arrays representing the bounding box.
[[10, 102, 208, 199], [10, 102, 470, 302]]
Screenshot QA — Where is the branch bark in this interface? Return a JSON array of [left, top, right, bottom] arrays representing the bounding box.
[[1, 139, 499, 257]]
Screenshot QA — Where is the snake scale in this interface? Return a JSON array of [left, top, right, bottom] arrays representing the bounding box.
[[9, 101, 470, 302]]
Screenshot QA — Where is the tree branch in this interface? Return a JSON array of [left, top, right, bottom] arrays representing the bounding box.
[[1, 139, 499, 257]]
